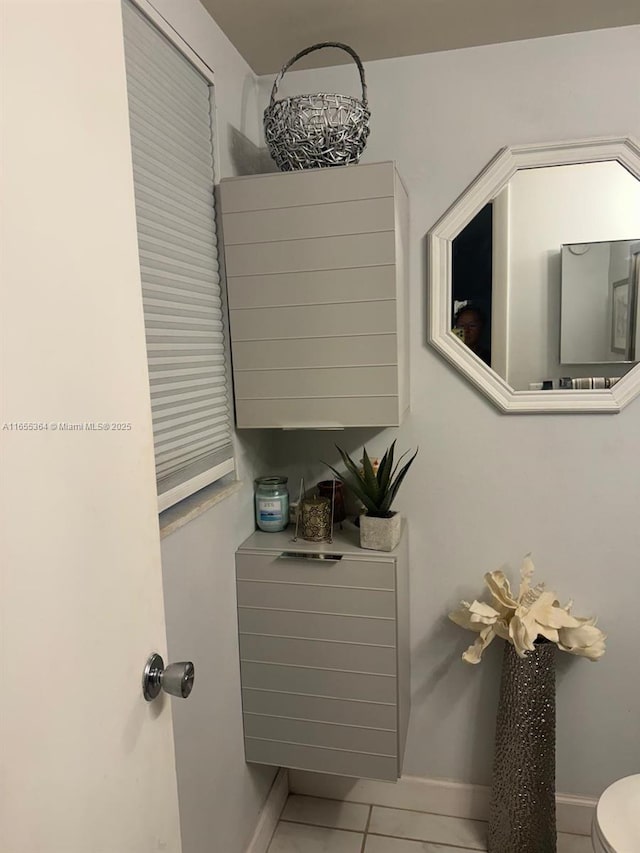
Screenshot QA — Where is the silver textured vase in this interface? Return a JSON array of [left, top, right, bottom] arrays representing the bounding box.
[[487, 640, 556, 853]]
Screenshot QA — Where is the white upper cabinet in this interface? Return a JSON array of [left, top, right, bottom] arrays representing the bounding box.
[[219, 162, 409, 428]]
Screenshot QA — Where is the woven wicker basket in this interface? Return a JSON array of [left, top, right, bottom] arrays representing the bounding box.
[[264, 42, 370, 171]]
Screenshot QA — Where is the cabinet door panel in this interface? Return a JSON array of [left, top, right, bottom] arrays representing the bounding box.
[[220, 162, 395, 212], [234, 365, 397, 400], [223, 197, 394, 245], [243, 714, 397, 755], [240, 662, 397, 703], [242, 688, 397, 729], [245, 737, 399, 781], [230, 300, 396, 341], [239, 634, 396, 675], [225, 232, 395, 277], [236, 580, 395, 618], [236, 552, 394, 589], [235, 396, 400, 429], [231, 334, 397, 371], [238, 608, 396, 646], [228, 266, 396, 310]]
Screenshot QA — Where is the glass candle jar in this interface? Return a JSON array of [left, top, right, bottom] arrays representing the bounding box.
[[254, 476, 289, 532], [317, 480, 346, 524]]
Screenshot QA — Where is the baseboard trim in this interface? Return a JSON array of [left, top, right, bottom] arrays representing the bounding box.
[[288, 771, 596, 837], [245, 768, 289, 853]]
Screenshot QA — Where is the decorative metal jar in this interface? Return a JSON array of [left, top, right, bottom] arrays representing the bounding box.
[[488, 639, 557, 853], [300, 495, 332, 542], [254, 476, 289, 532], [263, 42, 370, 171]]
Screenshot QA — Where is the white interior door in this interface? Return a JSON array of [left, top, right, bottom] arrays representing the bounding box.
[[0, 2, 182, 850]]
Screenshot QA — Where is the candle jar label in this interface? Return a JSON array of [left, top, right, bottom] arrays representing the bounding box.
[[259, 499, 283, 523]]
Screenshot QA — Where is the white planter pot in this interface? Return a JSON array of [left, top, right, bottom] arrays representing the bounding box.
[[359, 512, 401, 552]]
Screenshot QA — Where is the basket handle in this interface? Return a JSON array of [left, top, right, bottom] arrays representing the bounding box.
[[269, 42, 368, 108]]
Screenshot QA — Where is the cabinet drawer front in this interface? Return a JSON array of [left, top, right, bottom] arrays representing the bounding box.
[[243, 714, 397, 756], [220, 163, 395, 213], [230, 300, 396, 342], [237, 580, 395, 618], [241, 662, 396, 703], [235, 396, 400, 429], [239, 634, 396, 675], [228, 266, 396, 310], [223, 197, 395, 245], [232, 334, 398, 371], [245, 738, 398, 781], [238, 609, 396, 646], [242, 688, 397, 729], [225, 232, 396, 278], [234, 365, 398, 400], [236, 552, 394, 590]]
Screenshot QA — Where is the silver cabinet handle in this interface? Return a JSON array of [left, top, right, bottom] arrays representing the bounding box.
[[142, 652, 195, 702], [277, 551, 343, 562]]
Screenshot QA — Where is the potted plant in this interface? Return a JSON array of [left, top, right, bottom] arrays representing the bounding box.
[[326, 441, 418, 551]]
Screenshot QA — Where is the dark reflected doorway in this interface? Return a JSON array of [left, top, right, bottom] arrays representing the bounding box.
[[452, 203, 493, 365]]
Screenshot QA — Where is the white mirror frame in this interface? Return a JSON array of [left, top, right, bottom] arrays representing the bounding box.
[[427, 136, 640, 413]]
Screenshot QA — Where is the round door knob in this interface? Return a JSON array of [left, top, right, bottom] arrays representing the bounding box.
[[142, 653, 195, 701]]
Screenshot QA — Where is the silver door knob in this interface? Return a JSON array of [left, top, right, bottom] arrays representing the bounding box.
[[142, 652, 195, 701]]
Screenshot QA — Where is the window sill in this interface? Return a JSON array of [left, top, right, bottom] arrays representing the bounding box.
[[159, 478, 244, 539]]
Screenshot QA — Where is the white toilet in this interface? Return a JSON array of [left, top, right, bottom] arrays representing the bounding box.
[[592, 774, 640, 853]]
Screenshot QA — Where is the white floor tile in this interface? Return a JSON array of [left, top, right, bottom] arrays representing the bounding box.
[[365, 834, 480, 852], [557, 832, 593, 853], [267, 821, 364, 853], [368, 807, 487, 850], [281, 795, 370, 831]]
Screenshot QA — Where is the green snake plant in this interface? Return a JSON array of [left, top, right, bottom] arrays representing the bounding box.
[[325, 441, 418, 518]]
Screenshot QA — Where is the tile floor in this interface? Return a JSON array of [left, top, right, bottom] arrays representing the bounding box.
[[267, 794, 593, 853]]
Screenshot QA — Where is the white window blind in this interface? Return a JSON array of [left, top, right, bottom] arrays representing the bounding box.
[[122, 0, 234, 511]]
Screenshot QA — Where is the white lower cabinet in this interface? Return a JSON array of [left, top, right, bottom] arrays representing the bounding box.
[[235, 523, 410, 781]]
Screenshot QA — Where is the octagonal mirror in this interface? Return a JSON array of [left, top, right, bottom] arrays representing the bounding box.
[[427, 137, 640, 413]]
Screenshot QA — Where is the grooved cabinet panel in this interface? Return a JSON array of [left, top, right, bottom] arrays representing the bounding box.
[[234, 366, 397, 399], [235, 523, 410, 781], [241, 688, 397, 730], [243, 714, 397, 755], [239, 634, 397, 674], [225, 232, 395, 277], [237, 609, 396, 645], [230, 300, 396, 342], [236, 552, 395, 588], [234, 396, 400, 429], [219, 161, 395, 212], [236, 580, 395, 618], [227, 266, 396, 310], [240, 662, 397, 703], [245, 738, 399, 781], [223, 197, 395, 245], [231, 334, 397, 371], [220, 161, 409, 428]]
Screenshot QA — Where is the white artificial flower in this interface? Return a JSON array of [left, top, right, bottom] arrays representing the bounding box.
[[448, 556, 606, 664], [558, 623, 606, 661]]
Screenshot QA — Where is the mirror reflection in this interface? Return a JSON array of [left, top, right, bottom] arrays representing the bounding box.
[[561, 240, 639, 364], [452, 161, 640, 391]]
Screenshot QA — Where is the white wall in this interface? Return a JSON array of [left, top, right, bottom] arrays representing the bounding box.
[[505, 162, 640, 387], [257, 25, 640, 798], [142, 2, 279, 852]]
